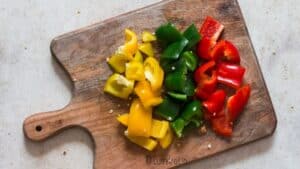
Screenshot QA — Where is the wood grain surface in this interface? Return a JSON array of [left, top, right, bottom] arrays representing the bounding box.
[[23, 0, 277, 168]]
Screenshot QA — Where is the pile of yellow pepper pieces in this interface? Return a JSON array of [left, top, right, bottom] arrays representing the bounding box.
[[104, 29, 173, 151]]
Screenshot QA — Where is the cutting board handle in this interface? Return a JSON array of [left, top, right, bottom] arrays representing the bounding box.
[[23, 99, 84, 141]]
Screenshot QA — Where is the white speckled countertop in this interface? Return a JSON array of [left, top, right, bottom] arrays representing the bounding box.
[[0, 0, 299, 169]]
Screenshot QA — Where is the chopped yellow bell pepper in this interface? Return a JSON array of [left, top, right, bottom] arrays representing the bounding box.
[[117, 113, 169, 139], [104, 73, 134, 99], [138, 43, 154, 58], [151, 120, 169, 139], [122, 29, 138, 57], [107, 53, 132, 73], [117, 113, 129, 126], [144, 57, 164, 92], [133, 51, 143, 63], [125, 130, 158, 151], [128, 99, 152, 137], [142, 31, 157, 42], [134, 80, 163, 107], [159, 125, 173, 149], [125, 61, 145, 81]]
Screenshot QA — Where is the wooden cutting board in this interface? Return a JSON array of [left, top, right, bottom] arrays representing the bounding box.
[[23, 0, 277, 168]]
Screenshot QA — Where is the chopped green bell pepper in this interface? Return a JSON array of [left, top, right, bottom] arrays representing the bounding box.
[[187, 119, 203, 128], [155, 23, 183, 45], [171, 118, 185, 138], [164, 60, 196, 96], [154, 97, 180, 121], [161, 38, 189, 60], [184, 119, 203, 132], [165, 69, 187, 93], [160, 57, 186, 73], [171, 100, 203, 138], [164, 58, 188, 92], [181, 100, 202, 121], [160, 59, 174, 73], [183, 77, 196, 96], [181, 51, 198, 71], [167, 92, 187, 101], [183, 24, 201, 49]]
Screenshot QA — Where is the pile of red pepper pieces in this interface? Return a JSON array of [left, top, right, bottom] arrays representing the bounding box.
[[194, 16, 251, 137]]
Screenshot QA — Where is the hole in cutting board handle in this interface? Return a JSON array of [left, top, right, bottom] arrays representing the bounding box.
[[35, 125, 43, 132]]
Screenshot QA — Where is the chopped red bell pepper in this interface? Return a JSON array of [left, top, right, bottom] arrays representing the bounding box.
[[203, 90, 226, 115], [227, 84, 251, 122], [194, 61, 217, 100], [194, 71, 217, 100], [197, 16, 224, 60], [194, 60, 215, 83], [216, 62, 246, 89], [199, 16, 224, 42], [211, 111, 233, 137], [207, 85, 250, 137], [211, 40, 240, 63], [197, 37, 216, 60]]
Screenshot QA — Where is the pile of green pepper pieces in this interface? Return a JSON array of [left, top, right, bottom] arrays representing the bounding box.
[[154, 23, 203, 137]]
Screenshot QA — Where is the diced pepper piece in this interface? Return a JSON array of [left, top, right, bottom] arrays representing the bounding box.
[[161, 59, 196, 97], [155, 23, 183, 45], [107, 53, 132, 73], [165, 65, 187, 93], [142, 31, 157, 42], [194, 60, 215, 83], [197, 37, 216, 60], [171, 101, 202, 138], [138, 43, 154, 58], [160, 56, 187, 73], [125, 130, 158, 151], [211, 40, 240, 63], [181, 51, 199, 71], [127, 99, 152, 137], [183, 78, 196, 96], [144, 57, 164, 91], [227, 84, 251, 122], [159, 59, 175, 73], [216, 62, 246, 89], [167, 92, 187, 101], [161, 38, 189, 60], [117, 113, 129, 126], [171, 118, 185, 138], [197, 16, 224, 60], [203, 90, 226, 116], [187, 119, 203, 128], [159, 59, 171, 73], [205, 86, 250, 137], [117, 113, 170, 139], [194, 61, 217, 100], [202, 92, 233, 137], [183, 24, 201, 49], [165, 71, 186, 93], [159, 126, 173, 149], [199, 16, 224, 42], [195, 79, 216, 100], [211, 111, 233, 137], [125, 61, 145, 81], [122, 29, 138, 57], [154, 97, 180, 121], [181, 100, 203, 122], [151, 120, 169, 139], [104, 73, 134, 99], [133, 51, 143, 63], [134, 80, 163, 108]]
